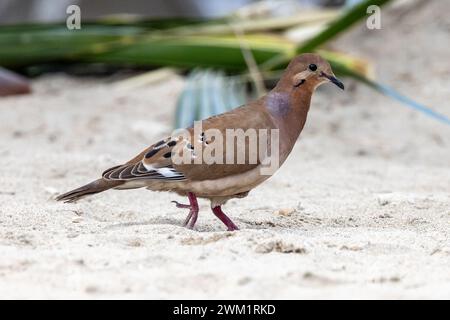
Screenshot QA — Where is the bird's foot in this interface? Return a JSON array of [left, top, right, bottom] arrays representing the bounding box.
[[211, 206, 239, 231], [172, 192, 199, 229]]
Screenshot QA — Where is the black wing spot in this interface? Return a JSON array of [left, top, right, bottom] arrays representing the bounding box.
[[163, 152, 172, 158], [154, 140, 165, 148], [145, 149, 159, 159], [187, 143, 194, 150], [167, 140, 177, 147]]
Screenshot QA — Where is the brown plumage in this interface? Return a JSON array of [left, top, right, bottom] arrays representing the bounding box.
[[56, 53, 344, 231]]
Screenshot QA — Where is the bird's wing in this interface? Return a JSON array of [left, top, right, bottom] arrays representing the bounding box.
[[173, 101, 277, 181], [102, 137, 187, 181], [103, 101, 276, 184]]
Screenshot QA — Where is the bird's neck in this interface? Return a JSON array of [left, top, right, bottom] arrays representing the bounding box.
[[265, 86, 313, 131], [263, 86, 314, 161]]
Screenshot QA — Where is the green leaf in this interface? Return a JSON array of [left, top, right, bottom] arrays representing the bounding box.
[[260, 0, 393, 71], [175, 69, 201, 129], [298, 0, 392, 53], [175, 69, 248, 128]]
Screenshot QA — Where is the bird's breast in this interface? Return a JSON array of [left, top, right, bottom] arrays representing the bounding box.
[[265, 91, 291, 118]]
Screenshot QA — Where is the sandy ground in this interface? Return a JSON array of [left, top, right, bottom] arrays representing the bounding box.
[[0, 1, 449, 299]]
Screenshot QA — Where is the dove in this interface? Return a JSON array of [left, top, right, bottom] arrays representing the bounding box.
[[56, 53, 344, 231]]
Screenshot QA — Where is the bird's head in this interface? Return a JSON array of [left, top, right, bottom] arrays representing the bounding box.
[[282, 53, 344, 91]]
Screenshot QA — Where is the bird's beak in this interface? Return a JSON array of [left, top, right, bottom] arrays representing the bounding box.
[[321, 72, 344, 90]]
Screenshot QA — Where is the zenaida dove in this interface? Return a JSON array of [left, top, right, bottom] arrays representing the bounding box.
[[56, 53, 344, 231]]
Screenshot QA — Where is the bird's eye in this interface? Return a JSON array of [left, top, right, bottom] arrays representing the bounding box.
[[308, 64, 317, 71]]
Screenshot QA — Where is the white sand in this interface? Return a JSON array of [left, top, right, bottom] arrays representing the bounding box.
[[0, 1, 449, 299]]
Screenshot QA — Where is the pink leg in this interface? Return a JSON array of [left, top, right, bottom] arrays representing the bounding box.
[[211, 206, 239, 231], [171, 192, 199, 229]]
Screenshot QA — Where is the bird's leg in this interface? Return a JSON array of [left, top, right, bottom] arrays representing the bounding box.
[[211, 206, 239, 231], [171, 192, 199, 229], [185, 192, 199, 229]]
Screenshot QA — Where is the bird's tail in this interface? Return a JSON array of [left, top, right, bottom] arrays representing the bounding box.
[[56, 179, 122, 203]]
